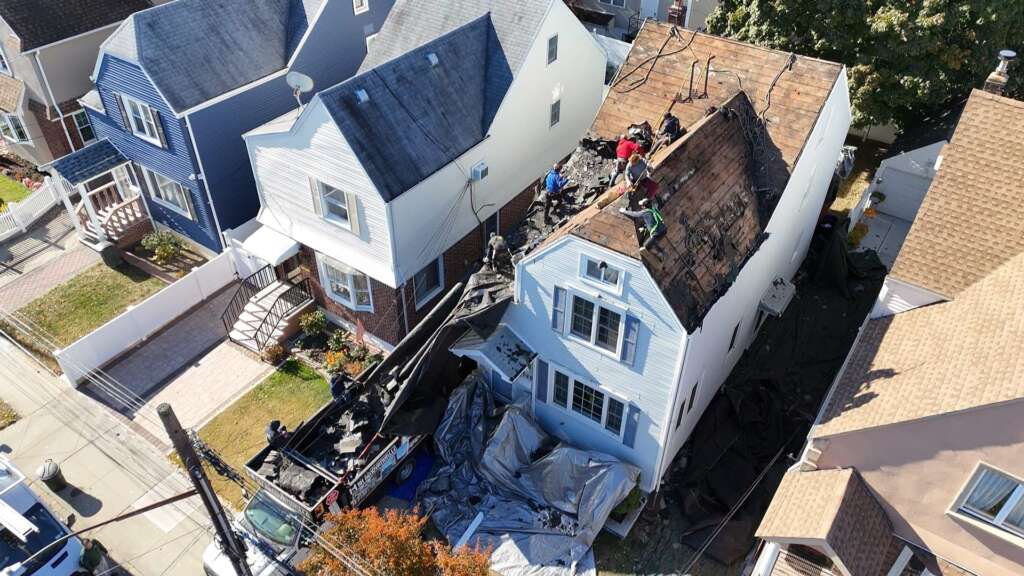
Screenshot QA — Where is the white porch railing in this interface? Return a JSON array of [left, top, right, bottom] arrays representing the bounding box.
[[0, 177, 61, 242]]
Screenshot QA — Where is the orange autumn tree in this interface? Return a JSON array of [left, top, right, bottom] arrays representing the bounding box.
[[298, 507, 490, 576]]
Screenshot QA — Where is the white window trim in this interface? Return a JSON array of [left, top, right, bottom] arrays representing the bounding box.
[[544, 362, 627, 439], [549, 99, 561, 128], [72, 110, 95, 144], [412, 257, 444, 311], [885, 546, 933, 576], [365, 33, 377, 50], [564, 287, 626, 359], [352, 0, 369, 15], [316, 253, 374, 312], [0, 44, 11, 76], [317, 180, 353, 231], [141, 167, 191, 219], [1, 114, 27, 143], [950, 463, 1024, 542], [121, 94, 161, 146], [578, 254, 624, 295]]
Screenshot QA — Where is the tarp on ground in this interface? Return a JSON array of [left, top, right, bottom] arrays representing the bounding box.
[[419, 375, 640, 575]]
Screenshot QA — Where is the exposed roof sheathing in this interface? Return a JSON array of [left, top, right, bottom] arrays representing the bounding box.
[[322, 15, 513, 201], [757, 468, 894, 576], [359, 0, 552, 76], [105, 0, 323, 112], [0, 0, 150, 52], [889, 90, 1024, 298]]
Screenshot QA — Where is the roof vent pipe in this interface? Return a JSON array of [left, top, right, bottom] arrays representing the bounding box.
[[426, 52, 440, 67], [984, 49, 1016, 95]]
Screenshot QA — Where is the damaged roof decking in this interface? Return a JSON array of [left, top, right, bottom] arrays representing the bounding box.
[[889, 90, 1024, 298]]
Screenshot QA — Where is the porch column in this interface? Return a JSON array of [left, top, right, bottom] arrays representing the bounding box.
[[79, 183, 107, 242], [51, 176, 83, 238]]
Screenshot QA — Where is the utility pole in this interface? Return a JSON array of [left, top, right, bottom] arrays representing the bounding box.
[[159, 403, 254, 576]]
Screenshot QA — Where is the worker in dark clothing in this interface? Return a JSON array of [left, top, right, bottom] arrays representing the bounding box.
[[485, 232, 509, 272], [657, 111, 684, 148], [612, 134, 642, 185], [619, 199, 667, 250], [78, 539, 109, 575]]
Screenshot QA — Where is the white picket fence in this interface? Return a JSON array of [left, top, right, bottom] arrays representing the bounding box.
[[55, 249, 239, 384], [0, 177, 61, 242]]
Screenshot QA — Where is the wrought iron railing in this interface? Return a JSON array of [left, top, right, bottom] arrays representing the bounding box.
[[253, 278, 313, 352], [221, 265, 276, 335]]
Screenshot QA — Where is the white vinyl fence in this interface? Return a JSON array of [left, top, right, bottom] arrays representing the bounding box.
[[56, 249, 239, 384], [0, 177, 61, 242]]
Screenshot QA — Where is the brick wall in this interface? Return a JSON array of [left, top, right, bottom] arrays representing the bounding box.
[[27, 99, 68, 159], [499, 182, 539, 236], [298, 245, 407, 345]]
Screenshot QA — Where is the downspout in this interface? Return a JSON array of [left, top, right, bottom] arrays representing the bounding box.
[[184, 113, 225, 251], [33, 52, 76, 153]]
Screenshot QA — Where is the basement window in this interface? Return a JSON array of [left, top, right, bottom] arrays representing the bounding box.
[[413, 257, 444, 309]]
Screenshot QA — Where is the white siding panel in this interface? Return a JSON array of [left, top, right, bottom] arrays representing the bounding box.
[[248, 101, 397, 286], [388, 1, 607, 282], [871, 277, 945, 318], [661, 71, 854, 480], [506, 236, 685, 492]]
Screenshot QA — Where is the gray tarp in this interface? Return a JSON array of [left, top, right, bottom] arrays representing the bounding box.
[[419, 375, 639, 575]]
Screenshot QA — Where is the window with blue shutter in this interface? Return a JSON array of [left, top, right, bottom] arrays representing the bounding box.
[[621, 315, 640, 365], [622, 403, 641, 448], [535, 359, 549, 403], [551, 286, 566, 332]]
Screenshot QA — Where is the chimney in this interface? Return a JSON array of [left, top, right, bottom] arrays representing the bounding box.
[[983, 49, 1017, 95], [667, 0, 687, 26]]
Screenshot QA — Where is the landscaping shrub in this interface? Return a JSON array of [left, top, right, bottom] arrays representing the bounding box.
[[261, 343, 287, 365], [327, 328, 350, 352], [299, 310, 327, 339], [299, 507, 489, 576], [141, 230, 183, 265]]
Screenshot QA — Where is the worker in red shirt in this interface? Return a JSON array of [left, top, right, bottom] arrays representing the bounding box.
[[612, 133, 642, 185]]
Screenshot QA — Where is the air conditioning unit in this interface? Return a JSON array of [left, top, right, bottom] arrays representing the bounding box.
[[471, 161, 489, 182]]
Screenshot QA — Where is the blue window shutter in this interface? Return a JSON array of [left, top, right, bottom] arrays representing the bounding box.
[[535, 359, 549, 403], [622, 403, 641, 448], [551, 286, 566, 332], [621, 315, 640, 365]]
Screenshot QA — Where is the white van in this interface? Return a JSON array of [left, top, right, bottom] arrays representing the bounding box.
[[0, 457, 84, 576], [203, 492, 300, 576]]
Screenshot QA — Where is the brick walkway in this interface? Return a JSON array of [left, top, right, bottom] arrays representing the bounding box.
[[0, 241, 100, 311], [0, 206, 78, 284]]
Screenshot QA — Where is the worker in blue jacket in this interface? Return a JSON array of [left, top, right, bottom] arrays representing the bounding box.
[[541, 163, 571, 223]]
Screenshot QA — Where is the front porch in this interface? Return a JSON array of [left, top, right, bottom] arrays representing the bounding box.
[[50, 139, 151, 249]]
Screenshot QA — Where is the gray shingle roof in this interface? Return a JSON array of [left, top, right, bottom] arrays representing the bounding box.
[[51, 139, 127, 185], [0, 0, 151, 52], [322, 15, 513, 201], [104, 0, 324, 113], [360, 0, 552, 75]]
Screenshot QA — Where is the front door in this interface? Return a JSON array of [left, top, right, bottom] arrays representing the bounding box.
[[276, 255, 303, 284]]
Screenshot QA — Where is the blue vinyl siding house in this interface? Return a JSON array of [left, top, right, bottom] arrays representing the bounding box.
[[53, 0, 395, 253]]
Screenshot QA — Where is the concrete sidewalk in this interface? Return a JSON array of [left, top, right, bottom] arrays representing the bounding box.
[[0, 338, 210, 575]]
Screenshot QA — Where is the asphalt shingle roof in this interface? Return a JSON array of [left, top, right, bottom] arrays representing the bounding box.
[[104, 0, 323, 113], [0, 73, 23, 113], [322, 15, 513, 201], [51, 139, 127, 185], [360, 0, 551, 75], [0, 0, 150, 52]]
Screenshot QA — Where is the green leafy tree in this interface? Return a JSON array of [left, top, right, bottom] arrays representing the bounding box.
[[706, 0, 1024, 129]]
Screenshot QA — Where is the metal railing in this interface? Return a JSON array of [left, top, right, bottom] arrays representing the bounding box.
[[220, 265, 276, 335], [769, 549, 839, 576], [253, 278, 313, 352]]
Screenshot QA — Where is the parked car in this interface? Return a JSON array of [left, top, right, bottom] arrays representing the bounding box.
[[202, 492, 300, 576], [0, 457, 84, 576]]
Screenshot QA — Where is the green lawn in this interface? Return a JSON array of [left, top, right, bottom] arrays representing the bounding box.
[[0, 399, 18, 431], [0, 174, 30, 210], [197, 359, 331, 508], [17, 263, 165, 348], [830, 139, 889, 215]]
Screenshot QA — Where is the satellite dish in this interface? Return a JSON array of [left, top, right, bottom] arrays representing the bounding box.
[[286, 71, 314, 109]]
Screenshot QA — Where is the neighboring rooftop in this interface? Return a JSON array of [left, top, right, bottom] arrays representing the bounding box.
[[102, 0, 324, 113], [889, 90, 1024, 298], [0, 0, 151, 52], [320, 15, 513, 201], [360, 0, 552, 75], [757, 468, 894, 576]]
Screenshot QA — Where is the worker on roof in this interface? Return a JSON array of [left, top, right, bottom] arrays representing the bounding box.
[[620, 198, 666, 250], [612, 133, 643, 184], [625, 153, 650, 189], [657, 111, 685, 148], [542, 163, 570, 223]]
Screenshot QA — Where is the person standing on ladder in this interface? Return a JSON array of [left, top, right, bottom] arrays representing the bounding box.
[[619, 198, 667, 250]]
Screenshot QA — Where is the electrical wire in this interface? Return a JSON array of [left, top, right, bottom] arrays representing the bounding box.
[[611, 27, 699, 94]]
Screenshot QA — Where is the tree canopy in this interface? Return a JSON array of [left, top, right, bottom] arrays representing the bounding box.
[[706, 0, 1024, 130]]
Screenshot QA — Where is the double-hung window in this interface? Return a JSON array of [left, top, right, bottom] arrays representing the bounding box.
[[72, 110, 95, 144], [317, 254, 373, 311], [142, 167, 192, 218], [318, 181, 352, 229], [548, 366, 626, 437], [957, 465, 1024, 537], [1, 114, 27, 142], [413, 257, 444, 309], [569, 294, 622, 354], [122, 96, 160, 144]]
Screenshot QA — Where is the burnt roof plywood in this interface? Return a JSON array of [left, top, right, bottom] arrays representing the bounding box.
[[889, 90, 1024, 298], [0, 0, 150, 52]]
